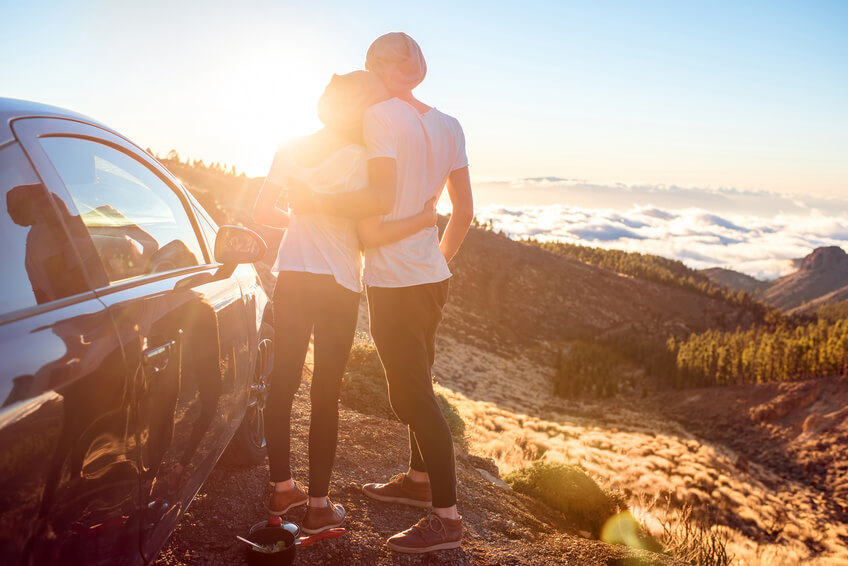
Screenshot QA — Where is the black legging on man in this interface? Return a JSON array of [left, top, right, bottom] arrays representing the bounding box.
[[367, 279, 455, 508]]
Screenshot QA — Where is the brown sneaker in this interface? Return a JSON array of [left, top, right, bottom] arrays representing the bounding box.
[[387, 512, 462, 553], [362, 473, 432, 508], [266, 481, 308, 515], [301, 500, 346, 534]]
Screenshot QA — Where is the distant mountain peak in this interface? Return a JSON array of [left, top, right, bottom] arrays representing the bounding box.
[[760, 246, 848, 311], [799, 246, 848, 272]]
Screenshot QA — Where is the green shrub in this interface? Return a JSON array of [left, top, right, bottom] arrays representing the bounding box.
[[504, 461, 624, 536], [434, 385, 467, 442], [340, 338, 395, 420], [340, 336, 466, 442]]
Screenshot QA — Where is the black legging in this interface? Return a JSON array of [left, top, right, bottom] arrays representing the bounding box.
[[265, 271, 360, 497], [367, 279, 455, 508]]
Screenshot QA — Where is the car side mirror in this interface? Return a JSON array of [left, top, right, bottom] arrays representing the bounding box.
[[175, 226, 267, 291], [214, 225, 267, 265]]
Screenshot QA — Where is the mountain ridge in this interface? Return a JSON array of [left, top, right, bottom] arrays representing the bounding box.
[[701, 246, 848, 312]]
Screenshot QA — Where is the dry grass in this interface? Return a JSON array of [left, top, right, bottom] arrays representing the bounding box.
[[430, 339, 848, 566], [499, 460, 732, 565], [639, 496, 733, 566]]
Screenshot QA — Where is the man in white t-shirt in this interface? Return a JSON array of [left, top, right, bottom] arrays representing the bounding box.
[[289, 33, 473, 553], [358, 33, 472, 554]]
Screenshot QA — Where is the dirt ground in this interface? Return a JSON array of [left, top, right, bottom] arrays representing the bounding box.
[[154, 381, 685, 566]]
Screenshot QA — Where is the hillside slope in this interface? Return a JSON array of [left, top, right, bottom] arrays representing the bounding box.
[[700, 267, 768, 295], [654, 376, 848, 525], [652, 377, 848, 563], [441, 227, 761, 354], [800, 288, 848, 314], [429, 328, 848, 564]]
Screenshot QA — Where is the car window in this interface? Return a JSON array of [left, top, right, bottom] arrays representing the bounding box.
[[39, 137, 205, 283], [0, 142, 99, 316]]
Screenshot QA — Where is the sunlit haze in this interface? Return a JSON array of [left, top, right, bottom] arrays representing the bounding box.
[[2, 0, 846, 276]]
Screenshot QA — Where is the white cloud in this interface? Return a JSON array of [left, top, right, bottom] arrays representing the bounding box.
[[473, 203, 848, 280]]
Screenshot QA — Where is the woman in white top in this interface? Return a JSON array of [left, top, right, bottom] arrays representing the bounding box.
[[289, 33, 474, 553], [252, 70, 436, 535]]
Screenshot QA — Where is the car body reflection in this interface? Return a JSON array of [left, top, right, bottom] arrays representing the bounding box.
[[0, 99, 271, 566]]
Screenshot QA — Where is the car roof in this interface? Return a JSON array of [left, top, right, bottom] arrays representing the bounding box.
[[0, 97, 119, 145]]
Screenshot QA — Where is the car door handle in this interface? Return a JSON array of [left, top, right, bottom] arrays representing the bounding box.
[[142, 340, 176, 374]]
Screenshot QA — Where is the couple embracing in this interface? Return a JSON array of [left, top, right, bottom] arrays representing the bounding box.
[[252, 32, 473, 553]]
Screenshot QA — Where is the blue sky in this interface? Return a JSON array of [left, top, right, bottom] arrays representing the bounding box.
[[2, 0, 846, 198]]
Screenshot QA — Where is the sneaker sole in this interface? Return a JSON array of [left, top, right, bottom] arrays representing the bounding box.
[[387, 539, 461, 553], [300, 517, 346, 535], [265, 498, 308, 516], [362, 487, 432, 508]]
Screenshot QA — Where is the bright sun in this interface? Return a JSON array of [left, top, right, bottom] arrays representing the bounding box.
[[202, 30, 345, 177]]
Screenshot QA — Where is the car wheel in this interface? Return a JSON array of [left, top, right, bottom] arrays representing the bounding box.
[[222, 321, 273, 467]]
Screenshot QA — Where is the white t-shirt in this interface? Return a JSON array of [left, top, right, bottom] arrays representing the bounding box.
[[362, 98, 468, 287], [266, 143, 365, 293]]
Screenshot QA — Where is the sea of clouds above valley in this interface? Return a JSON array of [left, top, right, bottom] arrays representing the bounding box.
[[466, 178, 848, 280]]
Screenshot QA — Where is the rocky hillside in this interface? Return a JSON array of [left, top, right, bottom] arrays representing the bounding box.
[[654, 376, 848, 526], [701, 246, 848, 313], [651, 376, 848, 563], [762, 246, 848, 311]]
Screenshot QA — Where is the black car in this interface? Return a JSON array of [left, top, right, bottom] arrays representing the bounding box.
[[0, 98, 273, 565]]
